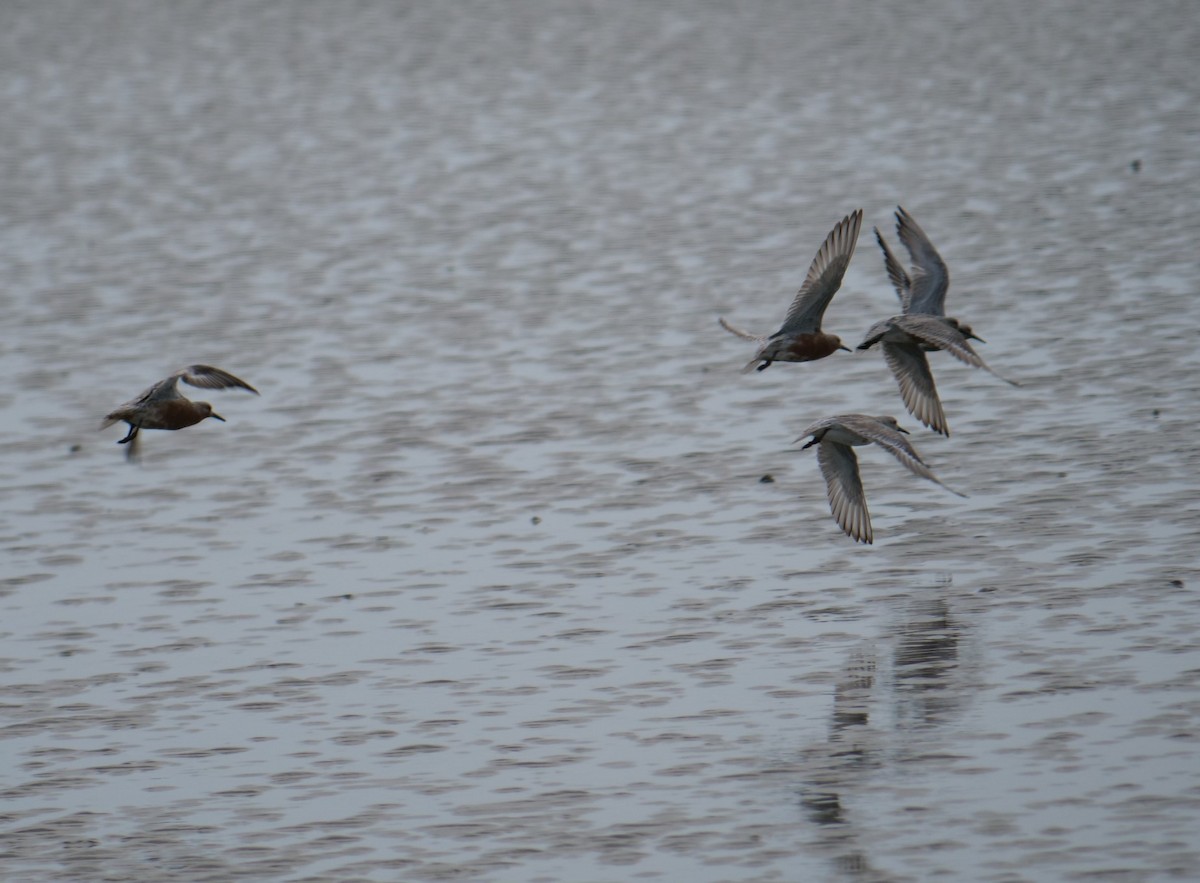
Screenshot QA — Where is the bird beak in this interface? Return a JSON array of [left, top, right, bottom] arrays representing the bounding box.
[[796, 437, 819, 449], [897, 426, 910, 434], [838, 344, 851, 352], [210, 412, 226, 422], [969, 333, 986, 343]]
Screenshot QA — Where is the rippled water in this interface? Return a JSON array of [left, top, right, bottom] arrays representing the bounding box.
[[3, 1, 1198, 880]]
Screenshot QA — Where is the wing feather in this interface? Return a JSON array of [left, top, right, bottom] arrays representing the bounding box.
[[777, 209, 863, 334], [176, 365, 259, 394], [718, 317, 763, 341], [816, 441, 873, 544], [894, 207, 949, 316], [892, 316, 1018, 384], [874, 227, 912, 310], [850, 418, 967, 497], [892, 316, 984, 367], [880, 342, 949, 436]]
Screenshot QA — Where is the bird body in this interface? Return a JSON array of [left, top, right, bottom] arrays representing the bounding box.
[[101, 365, 258, 459], [106, 396, 221, 433], [861, 208, 1016, 435], [797, 414, 963, 544], [720, 209, 863, 372]]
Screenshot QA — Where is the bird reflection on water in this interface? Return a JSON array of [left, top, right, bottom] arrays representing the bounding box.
[[794, 597, 971, 879]]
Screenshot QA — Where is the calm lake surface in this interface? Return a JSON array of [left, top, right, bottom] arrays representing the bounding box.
[[2, 2, 1198, 880]]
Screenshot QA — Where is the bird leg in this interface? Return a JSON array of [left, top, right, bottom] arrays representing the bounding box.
[[117, 424, 140, 445]]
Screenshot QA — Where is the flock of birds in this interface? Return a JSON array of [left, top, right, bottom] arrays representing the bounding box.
[[101, 207, 1015, 544], [719, 207, 1018, 543]]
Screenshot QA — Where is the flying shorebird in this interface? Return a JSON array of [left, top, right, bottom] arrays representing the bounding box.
[[858, 207, 1017, 436], [797, 414, 964, 545], [101, 365, 259, 460], [720, 209, 863, 372]]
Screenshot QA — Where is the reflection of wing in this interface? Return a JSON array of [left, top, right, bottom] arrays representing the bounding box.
[[881, 342, 948, 437], [816, 440, 872, 544], [777, 210, 863, 334]]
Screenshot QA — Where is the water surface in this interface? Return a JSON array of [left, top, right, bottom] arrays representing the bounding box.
[[2, 2, 1198, 880]]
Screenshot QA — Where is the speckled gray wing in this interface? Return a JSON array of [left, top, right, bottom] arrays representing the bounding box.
[[855, 418, 966, 497], [816, 440, 873, 544], [127, 375, 184, 406], [175, 365, 260, 395], [891, 315, 1018, 384], [874, 227, 912, 310], [797, 415, 838, 443], [880, 342, 949, 436], [894, 207, 948, 316], [856, 318, 896, 351], [853, 418, 941, 482], [103, 373, 185, 422], [776, 209, 863, 335], [891, 315, 984, 366]]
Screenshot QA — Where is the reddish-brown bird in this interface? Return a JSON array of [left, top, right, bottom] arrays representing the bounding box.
[[719, 209, 863, 372], [101, 365, 259, 459]]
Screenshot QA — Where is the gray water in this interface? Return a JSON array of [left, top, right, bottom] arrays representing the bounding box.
[[2, 2, 1199, 881]]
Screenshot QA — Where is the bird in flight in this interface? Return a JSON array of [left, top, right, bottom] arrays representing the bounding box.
[[859, 207, 1017, 436], [101, 365, 259, 460], [720, 209, 863, 373], [797, 413, 964, 544]]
